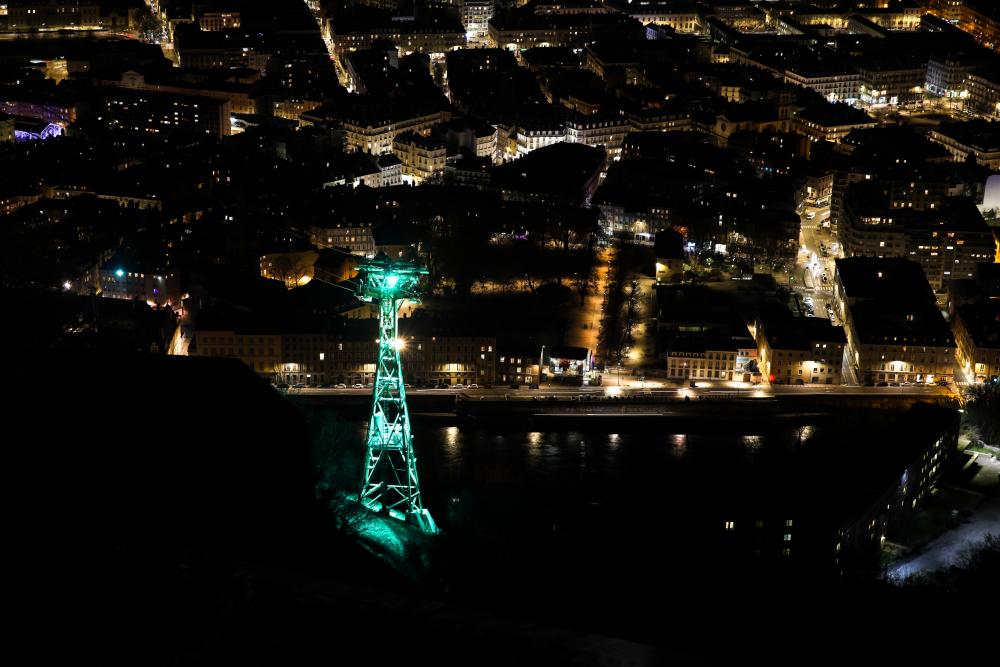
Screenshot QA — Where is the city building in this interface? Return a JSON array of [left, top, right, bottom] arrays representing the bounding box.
[[665, 334, 757, 382], [966, 69, 1000, 120], [546, 345, 590, 383], [792, 104, 877, 144], [310, 227, 375, 258], [654, 229, 686, 284], [952, 302, 1000, 383], [96, 88, 232, 138], [960, 0, 1000, 51], [173, 25, 272, 72], [928, 120, 1000, 169], [3, 1, 102, 30], [194, 315, 496, 387], [393, 131, 447, 184], [496, 343, 541, 386], [460, 0, 494, 44], [488, 11, 643, 51], [87, 68, 258, 116], [840, 185, 998, 299], [198, 11, 240, 32], [925, 56, 972, 99], [753, 314, 846, 386], [0, 113, 13, 142], [99, 261, 182, 310], [441, 117, 498, 160], [834, 257, 957, 385], [564, 114, 630, 158], [617, 1, 702, 34], [342, 106, 450, 155], [325, 10, 466, 55]]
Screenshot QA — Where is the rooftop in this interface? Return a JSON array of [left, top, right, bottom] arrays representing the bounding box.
[[957, 302, 1000, 351], [932, 120, 1000, 153], [761, 314, 846, 351], [794, 102, 875, 129], [835, 257, 936, 305], [850, 298, 955, 348], [492, 143, 606, 203]]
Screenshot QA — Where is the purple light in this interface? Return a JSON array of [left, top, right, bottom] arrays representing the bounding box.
[[14, 123, 64, 142]]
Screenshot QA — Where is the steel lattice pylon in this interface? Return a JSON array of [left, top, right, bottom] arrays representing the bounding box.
[[354, 257, 437, 534]]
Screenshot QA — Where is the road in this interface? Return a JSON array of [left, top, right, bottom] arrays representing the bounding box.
[[565, 246, 612, 357], [792, 202, 838, 322], [285, 381, 951, 400]]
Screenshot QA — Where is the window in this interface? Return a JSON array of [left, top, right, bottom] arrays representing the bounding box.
[[785, 519, 793, 527], [783, 533, 792, 542], [724, 521, 735, 531], [755, 520, 764, 528]]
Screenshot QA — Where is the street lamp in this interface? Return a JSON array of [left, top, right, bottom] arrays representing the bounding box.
[[540, 344, 545, 386]]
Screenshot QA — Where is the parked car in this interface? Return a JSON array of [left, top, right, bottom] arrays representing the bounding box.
[[276, 382, 289, 389], [509, 383, 521, 389], [900, 381, 913, 387], [453, 383, 465, 389], [468, 383, 479, 389], [352, 383, 364, 389], [292, 383, 306, 389], [334, 383, 347, 388], [806, 212, 816, 220]]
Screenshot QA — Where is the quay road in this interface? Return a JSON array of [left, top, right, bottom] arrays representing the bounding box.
[[285, 382, 953, 401]]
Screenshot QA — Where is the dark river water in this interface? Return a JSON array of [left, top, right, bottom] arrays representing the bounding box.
[[333, 418, 854, 653], [344, 419, 817, 569]]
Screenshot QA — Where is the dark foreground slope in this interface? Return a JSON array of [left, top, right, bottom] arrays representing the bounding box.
[[7, 351, 703, 666]]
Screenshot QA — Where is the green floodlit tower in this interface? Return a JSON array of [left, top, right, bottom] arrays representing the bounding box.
[[354, 256, 437, 535]]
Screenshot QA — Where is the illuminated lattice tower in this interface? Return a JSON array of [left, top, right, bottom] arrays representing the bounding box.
[[354, 257, 437, 534]]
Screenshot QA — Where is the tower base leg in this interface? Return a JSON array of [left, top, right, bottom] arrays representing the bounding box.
[[407, 509, 438, 535]]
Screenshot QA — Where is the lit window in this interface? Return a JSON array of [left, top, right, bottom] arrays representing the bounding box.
[[783, 533, 792, 542], [724, 521, 735, 531]]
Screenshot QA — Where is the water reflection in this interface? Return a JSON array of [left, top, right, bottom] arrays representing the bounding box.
[[670, 433, 687, 458], [526, 431, 543, 463]]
